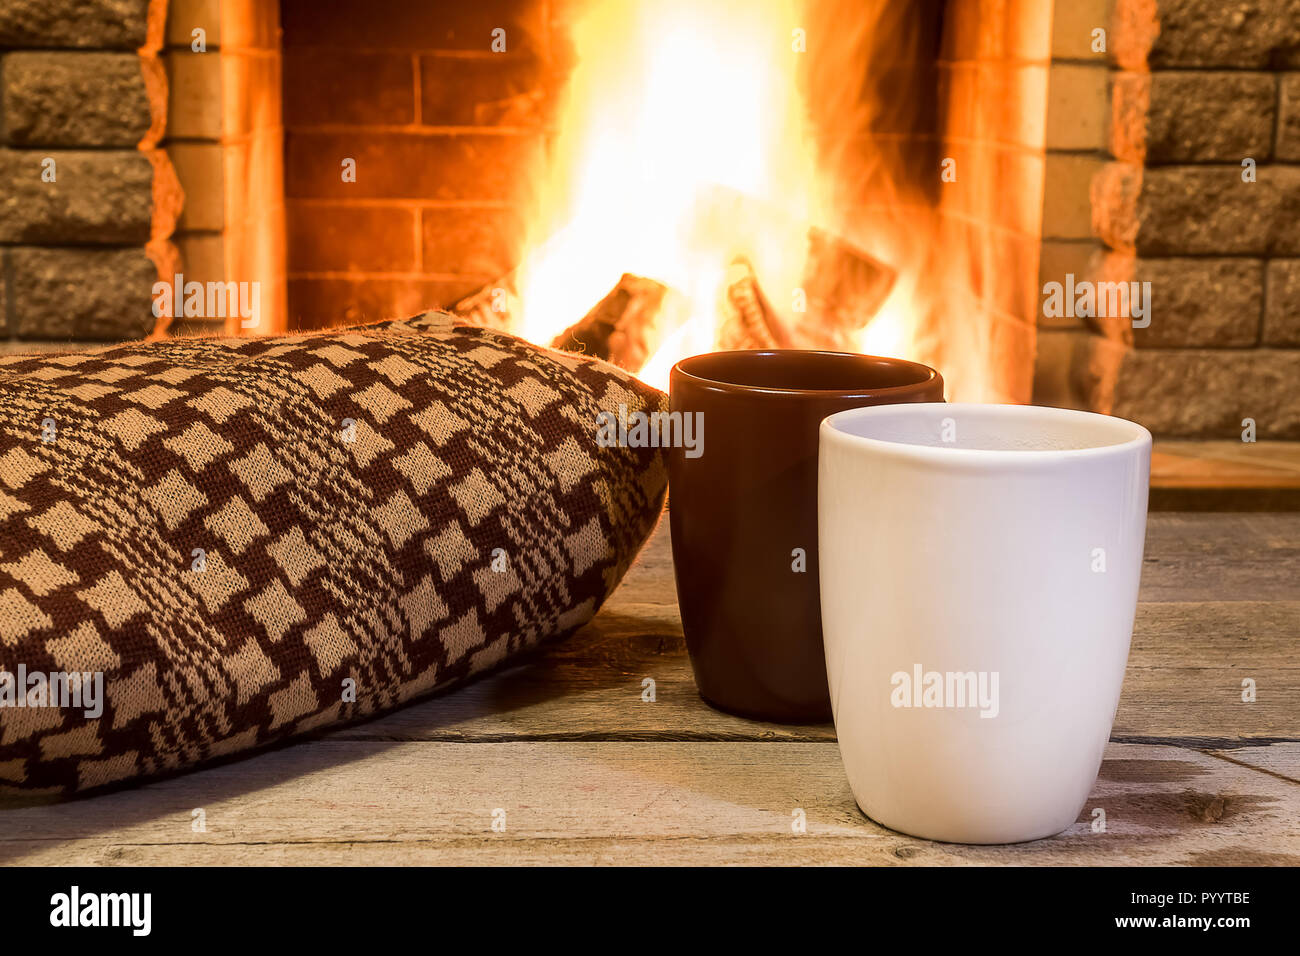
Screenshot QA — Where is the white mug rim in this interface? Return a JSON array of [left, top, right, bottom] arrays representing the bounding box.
[[821, 402, 1152, 467]]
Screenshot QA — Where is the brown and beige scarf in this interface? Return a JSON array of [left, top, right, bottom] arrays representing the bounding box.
[[0, 312, 667, 794]]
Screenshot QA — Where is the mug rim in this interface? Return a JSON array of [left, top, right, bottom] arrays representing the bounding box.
[[671, 349, 942, 399], [822, 401, 1152, 464]]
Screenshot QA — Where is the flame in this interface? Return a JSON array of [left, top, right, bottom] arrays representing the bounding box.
[[507, 0, 1019, 403], [516, 0, 822, 390]]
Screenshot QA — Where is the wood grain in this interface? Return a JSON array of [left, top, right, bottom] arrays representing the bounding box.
[[1138, 513, 1300, 602], [1, 513, 1296, 865], [1, 742, 1295, 865]]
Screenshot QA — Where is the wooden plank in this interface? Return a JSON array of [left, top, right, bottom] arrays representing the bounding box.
[[1207, 746, 1300, 786], [327, 604, 837, 743], [1138, 513, 1300, 602], [0, 512, 1294, 868], [330, 598, 1299, 745], [1, 741, 1295, 865], [319, 513, 1300, 744], [1152, 440, 1300, 489], [623, 514, 1300, 606]]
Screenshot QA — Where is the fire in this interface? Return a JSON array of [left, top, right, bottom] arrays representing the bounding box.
[[508, 0, 999, 402], [516, 0, 826, 390]]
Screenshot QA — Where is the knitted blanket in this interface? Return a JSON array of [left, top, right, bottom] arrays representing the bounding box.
[[0, 312, 667, 793]]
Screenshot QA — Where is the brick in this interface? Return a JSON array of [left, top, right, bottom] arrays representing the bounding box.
[[222, 51, 283, 137], [2, 52, 150, 147], [175, 233, 224, 284], [1093, 163, 1300, 255], [421, 205, 524, 277], [1264, 259, 1300, 345], [1045, 63, 1107, 151], [283, 51, 414, 127], [946, 145, 1045, 243], [941, 0, 1050, 62], [974, 228, 1042, 324], [1051, 0, 1111, 59], [1110, 71, 1276, 163], [218, 0, 280, 51], [978, 64, 1048, 149], [1037, 240, 1101, 328], [287, 276, 480, 331], [940, 64, 1051, 150], [8, 246, 158, 341], [222, 135, 282, 234], [166, 52, 223, 140], [0, 0, 149, 49], [1111, 348, 1300, 437], [1113, 0, 1300, 69], [1090, 253, 1263, 346], [1091, 162, 1142, 248], [1043, 153, 1105, 239], [168, 142, 223, 231], [147, 147, 184, 242], [1280, 74, 1300, 162], [0, 149, 153, 243], [280, 0, 544, 53], [284, 130, 544, 202], [1031, 328, 1127, 413], [165, 0, 221, 49], [287, 203, 417, 273], [935, 142, 1044, 237], [420, 54, 549, 126], [986, 311, 1037, 403]]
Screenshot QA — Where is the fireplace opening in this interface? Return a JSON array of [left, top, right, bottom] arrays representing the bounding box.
[[267, 0, 1047, 403]]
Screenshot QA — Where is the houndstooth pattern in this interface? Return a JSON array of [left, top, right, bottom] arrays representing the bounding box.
[[0, 312, 668, 793]]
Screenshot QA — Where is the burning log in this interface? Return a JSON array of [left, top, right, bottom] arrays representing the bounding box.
[[451, 276, 520, 332], [718, 230, 897, 353], [718, 257, 794, 351], [451, 188, 899, 372], [551, 273, 672, 372], [798, 227, 896, 348]]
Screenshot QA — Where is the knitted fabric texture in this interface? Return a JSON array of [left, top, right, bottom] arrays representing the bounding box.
[[0, 312, 667, 793]]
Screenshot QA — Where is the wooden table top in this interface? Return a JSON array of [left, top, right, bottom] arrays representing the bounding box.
[[3, 513, 1297, 865]]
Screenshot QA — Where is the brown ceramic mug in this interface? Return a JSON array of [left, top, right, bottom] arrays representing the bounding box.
[[668, 349, 944, 723]]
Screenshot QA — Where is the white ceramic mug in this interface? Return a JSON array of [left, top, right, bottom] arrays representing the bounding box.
[[819, 402, 1151, 843]]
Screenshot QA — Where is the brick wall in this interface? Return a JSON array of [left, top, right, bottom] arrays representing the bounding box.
[[1037, 0, 1300, 437], [280, 0, 558, 329], [0, 0, 180, 347], [163, 0, 286, 336], [933, 0, 1052, 403]]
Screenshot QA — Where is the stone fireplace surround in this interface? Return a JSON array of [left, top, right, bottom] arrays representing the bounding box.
[[1, 0, 1298, 439]]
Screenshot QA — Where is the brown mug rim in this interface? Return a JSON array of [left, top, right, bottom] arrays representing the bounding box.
[[670, 348, 943, 400]]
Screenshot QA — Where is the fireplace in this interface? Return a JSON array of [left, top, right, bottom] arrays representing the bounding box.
[[269, 0, 1049, 406], [2, 0, 1299, 447]]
